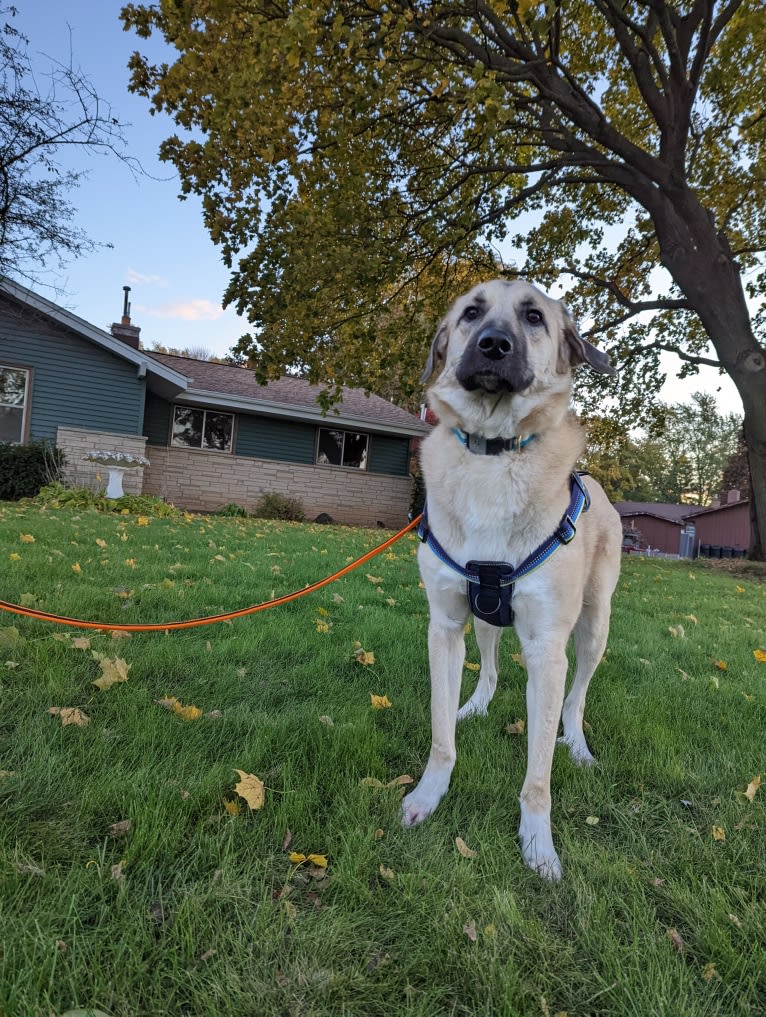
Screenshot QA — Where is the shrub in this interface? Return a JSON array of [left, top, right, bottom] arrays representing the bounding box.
[[254, 492, 305, 522], [216, 502, 250, 517], [32, 483, 179, 518], [0, 440, 65, 501], [409, 468, 426, 520]]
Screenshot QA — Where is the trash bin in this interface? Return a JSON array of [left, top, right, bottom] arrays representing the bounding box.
[[700, 544, 711, 558]]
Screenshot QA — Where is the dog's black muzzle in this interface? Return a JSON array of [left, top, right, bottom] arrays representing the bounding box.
[[456, 325, 534, 393]]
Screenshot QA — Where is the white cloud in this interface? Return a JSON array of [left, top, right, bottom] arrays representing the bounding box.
[[137, 299, 226, 322], [126, 268, 169, 287]]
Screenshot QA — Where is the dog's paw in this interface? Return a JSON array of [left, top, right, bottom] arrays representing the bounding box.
[[519, 815, 562, 881], [557, 734, 596, 767], [401, 781, 447, 827], [457, 697, 489, 722]]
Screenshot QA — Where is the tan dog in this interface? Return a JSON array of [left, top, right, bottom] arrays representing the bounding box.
[[402, 279, 622, 880]]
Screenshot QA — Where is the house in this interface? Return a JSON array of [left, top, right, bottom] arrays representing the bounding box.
[[615, 493, 750, 557], [0, 279, 429, 526], [613, 501, 691, 554]]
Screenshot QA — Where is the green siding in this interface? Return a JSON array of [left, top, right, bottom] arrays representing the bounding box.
[[0, 297, 145, 441], [144, 392, 172, 446], [235, 414, 316, 464], [369, 434, 411, 476]]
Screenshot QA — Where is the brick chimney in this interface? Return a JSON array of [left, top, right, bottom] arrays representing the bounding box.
[[726, 488, 741, 504], [110, 286, 141, 349]]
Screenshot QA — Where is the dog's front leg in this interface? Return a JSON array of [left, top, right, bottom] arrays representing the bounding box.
[[517, 641, 568, 881], [402, 610, 466, 827]]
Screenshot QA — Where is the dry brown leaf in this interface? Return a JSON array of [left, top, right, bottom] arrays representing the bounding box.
[[386, 774, 414, 788], [71, 637, 91, 651], [48, 706, 90, 727], [743, 775, 761, 801], [92, 656, 130, 691], [463, 920, 478, 942], [111, 860, 126, 884], [108, 819, 132, 838], [666, 928, 685, 953], [712, 825, 726, 841], [506, 719, 525, 735], [455, 836, 477, 859], [233, 769, 265, 810]]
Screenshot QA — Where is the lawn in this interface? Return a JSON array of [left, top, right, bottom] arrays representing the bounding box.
[[1, 495, 765, 1017]]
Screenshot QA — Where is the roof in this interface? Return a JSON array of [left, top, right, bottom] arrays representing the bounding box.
[[685, 497, 749, 519], [0, 278, 188, 399], [614, 501, 699, 524], [145, 352, 430, 438]]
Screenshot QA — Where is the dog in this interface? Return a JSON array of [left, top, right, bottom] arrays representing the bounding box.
[[401, 279, 622, 881]]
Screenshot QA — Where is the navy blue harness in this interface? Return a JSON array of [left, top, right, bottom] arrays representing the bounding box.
[[417, 471, 591, 628]]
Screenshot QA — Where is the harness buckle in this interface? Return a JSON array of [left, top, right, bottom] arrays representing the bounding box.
[[556, 514, 576, 545]]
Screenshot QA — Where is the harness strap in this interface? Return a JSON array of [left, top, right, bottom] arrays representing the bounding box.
[[417, 472, 591, 587]]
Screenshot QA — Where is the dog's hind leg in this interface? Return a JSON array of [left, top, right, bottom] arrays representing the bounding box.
[[402, 603, 466, 827], [557, 599, 611, 766], [457, 618, 501, 721]]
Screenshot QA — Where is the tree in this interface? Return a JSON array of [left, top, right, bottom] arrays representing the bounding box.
[[0, 8, 130, 284], [122, 1, 766, 556], [657, 392, 741, 505]]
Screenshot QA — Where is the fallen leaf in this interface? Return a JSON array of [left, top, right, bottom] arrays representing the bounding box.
[[511, 653, 526, 668], [736, 585, 746, 593], [19, 533, 35, 543], [92, 657, 130, 691], [365, 574, 383, 584], [96, 538, 108, 549], [676, 668, 694, 681], [753, 649, 766, 663], [108, 819, 132, 837], [683, 614, 698, 624], [728, 913, 742, 928], [713, 659, 728, 671], [709, 675, 720, 690], [464, 661, 480, 672], [379, 864, 395, 883], [702, 963, 720, 982], [712, 825, 726, 841], [111, 860, 126, 884], [373, 828, 385, 840], [283, 829, 293, 851], [71, 563, 82, 574], [666, 928, 685, 952], [137, 516, 150, 526], [463, 919, 478, 942], [585, 816, 600, 826], [354, 645, 376, 666], [369, 693, 391, 708], [455, 836, 477, 859], [233, 769, 265, 810], [668, 624, 685, 639], [316, 620, 331, 633], [223, 799, 241, 816], [72, 637, 91, 651], [48, 706, 90, 727], [318, 715, 334, 726], [386, 774, 414, 788], [0, 627, 21, 647], [360, 777, 384, 788], [743, 775, 761, 802], [506, 719, 525, 735], [332, 593, 345, 604]]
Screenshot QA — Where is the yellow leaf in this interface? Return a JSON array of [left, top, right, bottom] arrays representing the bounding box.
[[92, 657, 130, 691], [288, 851, 307, 864], [668, 624, 685, 639], [307, 853, 328, 868], [316, 620, 331, 633], [124, 558, 137, 567], [702, 963, 720, 982], [753, 649, 766, 663], [48, 706, 90, 727], [233, 769, 265, 810], [464, 661, 480, 671], [172, 701, 203, 721], [361, 777, 384, 788], [373, 828, 385, 840], [370, 693, 391, 709], [743, 775, 761, 801], [684, 614, 698, 624], [511, 653, 526, 668], [96, 538, 108, 549], [713, 659, 728, 671], [223, 799, 241, 816], [71, 562, 82, 574], [455, 836, 477, 859], [379, 864, 395, 883], [736, 585, 746, 593], [354, 644, 375, 665], [506, 719, 525, 735], [137, 516, 149, 526], [585, 816, 600, 826], [386, 774, 414, 788], [365, 574, 383, 584], [19, 533, 35, 543], [712, 825, 726, 841], [9, 552, 21, 561]]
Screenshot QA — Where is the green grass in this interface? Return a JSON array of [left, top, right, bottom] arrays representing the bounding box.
[[1, 498, 765, 1017]]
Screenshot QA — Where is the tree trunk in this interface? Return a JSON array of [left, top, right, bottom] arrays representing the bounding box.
[[651, 193, 766, 560]]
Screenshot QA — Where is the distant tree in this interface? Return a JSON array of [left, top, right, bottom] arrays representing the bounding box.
[[146, 341, 230, 363], [0, 7, 131, 284], [659, 392, 741, 505]]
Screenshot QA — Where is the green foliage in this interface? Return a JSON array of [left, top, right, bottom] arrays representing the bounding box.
[[253, 491, 305, 522], [32, 482, 180, 518], [0, 440, 64, 500], [216, 502, 250, 517]]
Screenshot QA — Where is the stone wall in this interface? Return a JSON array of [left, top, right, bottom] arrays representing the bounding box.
[[56, 426, 148, 495], [142, 445, 413, 528]]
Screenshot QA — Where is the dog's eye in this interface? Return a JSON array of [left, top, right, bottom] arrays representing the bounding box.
[[525, 308, 544, 326], [462, 305, 481, 322]]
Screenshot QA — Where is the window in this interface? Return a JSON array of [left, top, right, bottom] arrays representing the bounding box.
[[0, 365, 30, 443], [171, 406, 234, 452], [316, 428, 368, 469]]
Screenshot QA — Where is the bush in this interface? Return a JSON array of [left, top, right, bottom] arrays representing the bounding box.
[[32, 483, 179, 518], [216, 502, 250, 517], [253, 492, 305, 522], [0, 440, 65, 501], [409, 468, 426, 520]]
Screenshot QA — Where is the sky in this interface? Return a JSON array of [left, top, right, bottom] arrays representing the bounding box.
[[17, 2, 744, 416]]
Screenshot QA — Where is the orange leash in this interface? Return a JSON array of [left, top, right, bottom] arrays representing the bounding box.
[[0, 516, 422, 632]]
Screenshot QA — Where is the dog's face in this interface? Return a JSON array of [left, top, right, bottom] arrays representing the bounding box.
[[421, 279, 615, 434]]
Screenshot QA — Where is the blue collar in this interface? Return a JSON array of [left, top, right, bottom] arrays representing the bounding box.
[[452, 427, 537, 456], [417, 472, 591, 592]]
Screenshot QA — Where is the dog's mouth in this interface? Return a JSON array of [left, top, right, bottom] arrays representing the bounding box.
[[456, 328, 534, 395], [456, 366, 534, 395]]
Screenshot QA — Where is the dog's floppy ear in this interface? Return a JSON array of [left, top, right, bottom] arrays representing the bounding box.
[[558, 305, 617, 376], [420, 321, 449, 385]]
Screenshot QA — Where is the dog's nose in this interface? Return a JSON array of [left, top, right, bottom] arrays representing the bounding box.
[[476, 328, 513, 360]]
